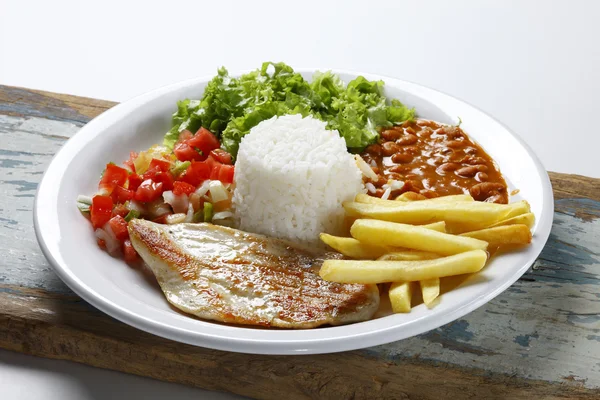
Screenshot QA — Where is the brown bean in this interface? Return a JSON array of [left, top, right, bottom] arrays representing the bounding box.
[[418, 127, 433, 137], [464, 147, 478, 155], [371, 166, 381, 175], [386, 172, 404, 181], [437, 147, 454, 155], [436, 162, 460, 174], [389, 164, 407, 174], [404, 126, 416, 135], [456, 165, 487, 177], [374, 188, 385, 198], [446, 140, 465, 148], [381, 141, 400, 156], [420, 190, 440, 199], [373, 175, 388, 187], [400, 180, 423, 193], [381, 129, 402, 141], [396, 134, 418, 146], [475, 172, 488, 182], [365, 144, 382, 156], [391, 152, 413, 164], [469, 182, 506, 201], [401, 145, 421, 155], [464, 156, 487, 165]]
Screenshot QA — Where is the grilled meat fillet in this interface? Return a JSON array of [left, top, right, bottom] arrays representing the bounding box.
[[128, 220, 380, 328]]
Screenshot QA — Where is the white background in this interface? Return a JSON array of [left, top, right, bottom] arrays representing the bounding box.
[[1, 0, 598, 399]]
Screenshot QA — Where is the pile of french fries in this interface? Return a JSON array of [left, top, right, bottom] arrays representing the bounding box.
[[319, 192, 535, 313]]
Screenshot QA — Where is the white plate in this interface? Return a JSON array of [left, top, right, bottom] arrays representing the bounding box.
[[34, 70, 554, 355]]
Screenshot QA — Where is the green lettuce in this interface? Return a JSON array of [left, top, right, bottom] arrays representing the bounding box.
[[164, 62, 415, 158]]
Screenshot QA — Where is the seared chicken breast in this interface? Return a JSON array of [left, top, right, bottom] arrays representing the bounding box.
[[128, 220, 380, 328]]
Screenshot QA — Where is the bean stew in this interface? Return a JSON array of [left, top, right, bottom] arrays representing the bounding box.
[[360, 119, 509, 203]]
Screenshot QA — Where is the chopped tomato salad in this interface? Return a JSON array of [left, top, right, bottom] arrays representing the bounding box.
[[77, 127, 236, 262]]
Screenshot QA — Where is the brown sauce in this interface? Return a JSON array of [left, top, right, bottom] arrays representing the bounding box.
[[360, 119, 508, 203]]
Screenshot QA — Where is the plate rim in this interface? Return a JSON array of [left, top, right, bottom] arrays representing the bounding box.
[[33, 69, 554, 355]]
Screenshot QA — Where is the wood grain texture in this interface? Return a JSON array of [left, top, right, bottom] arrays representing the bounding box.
[[1, 85, 599, 399]]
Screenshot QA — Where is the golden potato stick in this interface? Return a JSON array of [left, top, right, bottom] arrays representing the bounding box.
[[460, 224, 532, 246], [343, 200, 524, 226], [319, 233, 391, 259], [420, 278, 440, 308], [395, 192, 427, 201], [504, 200, 531, 219], [421, 221, 446, 232], [356, 193, 473, 206], [378, 251, 440, 261], [489, 212, 535, 229], [320, 250, 488, 284], [351, 219, 487, 256], [389, 282, 413, 313]]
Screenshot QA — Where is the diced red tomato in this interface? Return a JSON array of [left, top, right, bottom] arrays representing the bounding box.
[[123, 240, 139, 263], [99, 164, 129, 194], [181, 161, 212, 186], [134, 180, 164, 202], [209, 164, 220, 180], [210, 149, 232, 165], [173, 181, 196, 196], [90, 195, 113, 229], [176, 129, 194, 144], [153, 171, 174, 191], [188, 128, 220, 155], [111, 185, 135, 204], [124, 151, 138, 172], [128, 173, 143, 191], [152, 213, 172, 224], [108, 215, 129, 241], [112, 203, 129, 218], [148, 158, 171, 172], [174, 142, 205, 162], [218, 164, 235, 184], [97, 239, 106, 249]]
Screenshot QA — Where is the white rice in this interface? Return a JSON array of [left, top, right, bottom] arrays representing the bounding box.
[[233, 114, 363, 246]]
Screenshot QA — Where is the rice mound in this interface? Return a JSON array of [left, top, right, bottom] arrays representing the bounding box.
[[233, 114, 363, 246]]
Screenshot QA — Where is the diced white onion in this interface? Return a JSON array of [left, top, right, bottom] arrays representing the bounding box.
[[365, 182, 377, 193], [166, 213, 186, 224], [212, 211, 233, 220], [147, 199, 171, 219], [194, 180, 211, 197], [354, 155, 378, 181], [96, 226, 120, 255], [184, 202, 195, 223], [162, 191, 189, 214], [390, 180, 405, 190], [127, 200, 145, 213], [208, 180, 228, 203], [381, 187, 392, 200]]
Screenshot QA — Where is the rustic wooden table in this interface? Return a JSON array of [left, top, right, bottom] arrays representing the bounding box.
[[1, 85, 599, 399]]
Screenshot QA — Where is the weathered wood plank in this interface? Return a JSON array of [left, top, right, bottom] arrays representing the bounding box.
[[0, 285, 597, 400], [1, 87, 600, 399]]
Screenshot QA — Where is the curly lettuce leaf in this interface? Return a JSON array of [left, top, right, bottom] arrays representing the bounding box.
[[165, 62, 415, 157]]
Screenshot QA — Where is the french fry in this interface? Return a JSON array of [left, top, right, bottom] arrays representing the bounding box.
[[389, 282, 413, 313], [343, 200, 525, 227], [420, 278, 440, 307], [460, 224, 532, 246], [395, 192, 428, 201], [378, 251, 439, 261], [351, 219, 488, 256], [319, 233, 391, 259], [319, 250, 488, 284], [421, 221, 446, 232], [489, 212, 535, 229], [504, 200, 531, 219], [356, 193, 473, 206]]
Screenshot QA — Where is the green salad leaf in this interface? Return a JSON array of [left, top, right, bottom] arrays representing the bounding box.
[[164, 62, 415, 158]]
